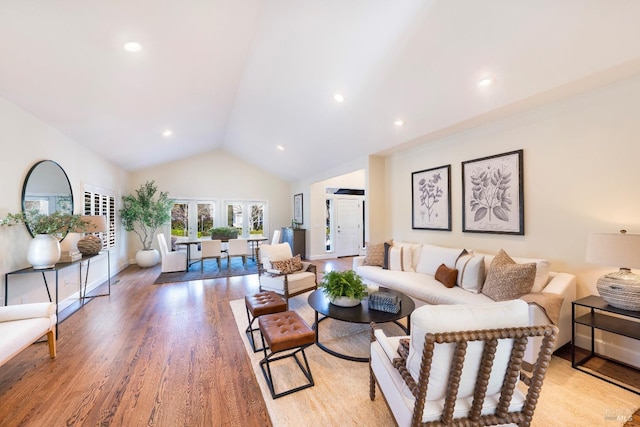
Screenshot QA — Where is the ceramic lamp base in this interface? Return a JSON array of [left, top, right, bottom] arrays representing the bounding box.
[[597, 276, 640, 311]]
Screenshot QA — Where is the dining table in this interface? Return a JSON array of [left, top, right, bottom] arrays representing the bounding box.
[[175, 236, 268, 268]]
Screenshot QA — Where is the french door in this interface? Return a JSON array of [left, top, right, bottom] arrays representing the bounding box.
[[171, 200, 215, 241], [223, 200, 267, 238]]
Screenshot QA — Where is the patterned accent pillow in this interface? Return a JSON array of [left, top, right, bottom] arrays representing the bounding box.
[[364, 242, 385, 266], [482, 249, 536, 301], [271, 254, 303, 274], [434, 264, 458, 288]]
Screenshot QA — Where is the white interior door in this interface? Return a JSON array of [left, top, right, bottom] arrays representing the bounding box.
[[335, 197, 362, 257]]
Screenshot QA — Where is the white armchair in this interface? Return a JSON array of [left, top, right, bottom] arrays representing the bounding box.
[[370, 300, 558, 427], [258, 243, 317, 306], [157, 233, 187, 273]]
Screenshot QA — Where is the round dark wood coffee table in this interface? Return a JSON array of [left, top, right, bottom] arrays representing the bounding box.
[[307, 288, 415, 362]]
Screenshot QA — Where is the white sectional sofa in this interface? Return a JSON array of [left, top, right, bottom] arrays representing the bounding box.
[[353, 242, 576, 358], [0, 302, 57, 368]]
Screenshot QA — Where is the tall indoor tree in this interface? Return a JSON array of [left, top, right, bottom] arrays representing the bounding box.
[[120, 181, 173, 267]]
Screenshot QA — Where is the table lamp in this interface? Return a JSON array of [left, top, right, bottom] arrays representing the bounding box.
[[77, 215, 108, 255], [585, 230, 640, 311]]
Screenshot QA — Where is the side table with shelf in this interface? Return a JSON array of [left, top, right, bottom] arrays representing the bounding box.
[[572, 295, 640, 395]]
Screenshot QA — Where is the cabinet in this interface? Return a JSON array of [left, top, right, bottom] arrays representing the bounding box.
[[572, 295, 640, 395], [282, 227, 306, 259]]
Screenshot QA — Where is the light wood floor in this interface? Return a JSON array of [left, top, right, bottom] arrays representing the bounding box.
[[0, 257, 353, 426]]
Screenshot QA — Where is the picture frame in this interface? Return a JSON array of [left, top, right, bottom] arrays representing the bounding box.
[[293, 193, 303, 225], [462, 149, 524, 235], [411, 165, 451, 231]]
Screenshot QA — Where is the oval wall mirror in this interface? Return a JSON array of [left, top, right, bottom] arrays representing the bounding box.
[[21, 160, 74, 237]]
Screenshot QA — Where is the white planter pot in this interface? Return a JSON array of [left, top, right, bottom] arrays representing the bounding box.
[[136, 249, 160, 267], [27, 234, 61, 269], [330, 296, 361, 307]]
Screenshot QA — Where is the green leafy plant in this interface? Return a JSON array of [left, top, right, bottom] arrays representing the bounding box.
[[320, 270, 367, 300], [209, 226, 238, 239], [120, 181, 173, 250], [1, 210, 90, 236]]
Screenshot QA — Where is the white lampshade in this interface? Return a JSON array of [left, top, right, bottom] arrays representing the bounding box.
[[80, 215, 108, 233], [586, 230, 640, 311], [585, 231, 640, 270]]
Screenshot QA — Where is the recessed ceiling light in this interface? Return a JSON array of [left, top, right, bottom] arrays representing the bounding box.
[[124, 41, 143, 52], [478, 76, 495, 88], [394, 120, 404, 126], [277, 145, 285, 151], [333, 93, 344, 103], [162, 129, 173, 137]]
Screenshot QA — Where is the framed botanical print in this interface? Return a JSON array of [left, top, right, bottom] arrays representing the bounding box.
[[462, 149, 524, 235], [411, 165, 451, 231], [293, 193, 303, 225]]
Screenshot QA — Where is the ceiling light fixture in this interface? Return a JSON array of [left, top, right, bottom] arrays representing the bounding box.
[[478, 76, 495, 88], [277, 145, 285, 151], [124, 41, 143, 52], [333, 93, 344, 103], [394, 120, 404, 127], [162, 129, 173, 137]]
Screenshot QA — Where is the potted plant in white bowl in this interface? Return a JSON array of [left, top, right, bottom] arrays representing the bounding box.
[[120, 181, 173, 267], [1, 210, 90, 269], [320, 270, 367, 307]]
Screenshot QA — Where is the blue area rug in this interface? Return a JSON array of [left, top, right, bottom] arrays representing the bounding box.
[[154, 256, 258, 284]]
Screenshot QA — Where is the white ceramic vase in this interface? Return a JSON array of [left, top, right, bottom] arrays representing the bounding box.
[[27, 234, 61, 269], [136, 249, 160, 267], [330, 296, 361, 307]]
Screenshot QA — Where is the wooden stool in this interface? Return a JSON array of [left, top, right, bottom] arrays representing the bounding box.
[[258, 310, 315, 399], [245, 291, 287, 352]]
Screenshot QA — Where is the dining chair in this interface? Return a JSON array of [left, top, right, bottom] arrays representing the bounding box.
[[227, 239, 249, 269], [157, 233, 187, 273], [199, 239, 224, 273], [271, 229, 281, 245]]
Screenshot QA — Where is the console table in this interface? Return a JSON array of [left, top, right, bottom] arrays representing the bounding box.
[[4, 251, 111, 336], [572, 295, 640, 395]]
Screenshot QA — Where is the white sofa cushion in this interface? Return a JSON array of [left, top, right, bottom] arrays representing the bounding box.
[[358, 266, 494, 306], [406, 300, 530, 401], [454, 253, 485, 293], [415, 244, 465, 276], [392, 241, 422, 271]]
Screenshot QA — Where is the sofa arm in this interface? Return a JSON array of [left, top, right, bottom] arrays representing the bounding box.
[[543, 272, 577, 300], [353, 256, 365, 270], [0, 302, 56, 323]]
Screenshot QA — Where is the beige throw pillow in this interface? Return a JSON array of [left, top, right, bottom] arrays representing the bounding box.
[[482, 249, 536, 301], [364, 242, 385, 267]]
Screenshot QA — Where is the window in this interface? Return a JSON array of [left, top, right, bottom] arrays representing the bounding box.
[[171, 200, 215, 240], [223, 200, 268, 238], [83, 186, 116, 250]]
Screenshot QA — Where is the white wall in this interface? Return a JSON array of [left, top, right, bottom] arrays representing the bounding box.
[[127, 149, 291, 261], [384, 74, 640, 366], [308, 169, 365, 259], [0, 97, 129, 308], [386, 73, 640, 299]]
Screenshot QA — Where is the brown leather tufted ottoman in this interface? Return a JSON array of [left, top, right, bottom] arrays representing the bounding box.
[[245, 291, 287, 352], [258, 310, 315, 399]]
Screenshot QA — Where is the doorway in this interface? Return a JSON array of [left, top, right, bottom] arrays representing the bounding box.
[[329, 196, 363, 257]]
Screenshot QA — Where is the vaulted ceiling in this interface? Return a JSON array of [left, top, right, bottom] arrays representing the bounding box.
[[2, 1, 640, 182]]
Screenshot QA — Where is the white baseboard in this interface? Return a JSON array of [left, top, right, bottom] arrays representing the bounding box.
[[574, 331, 640, 368]]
